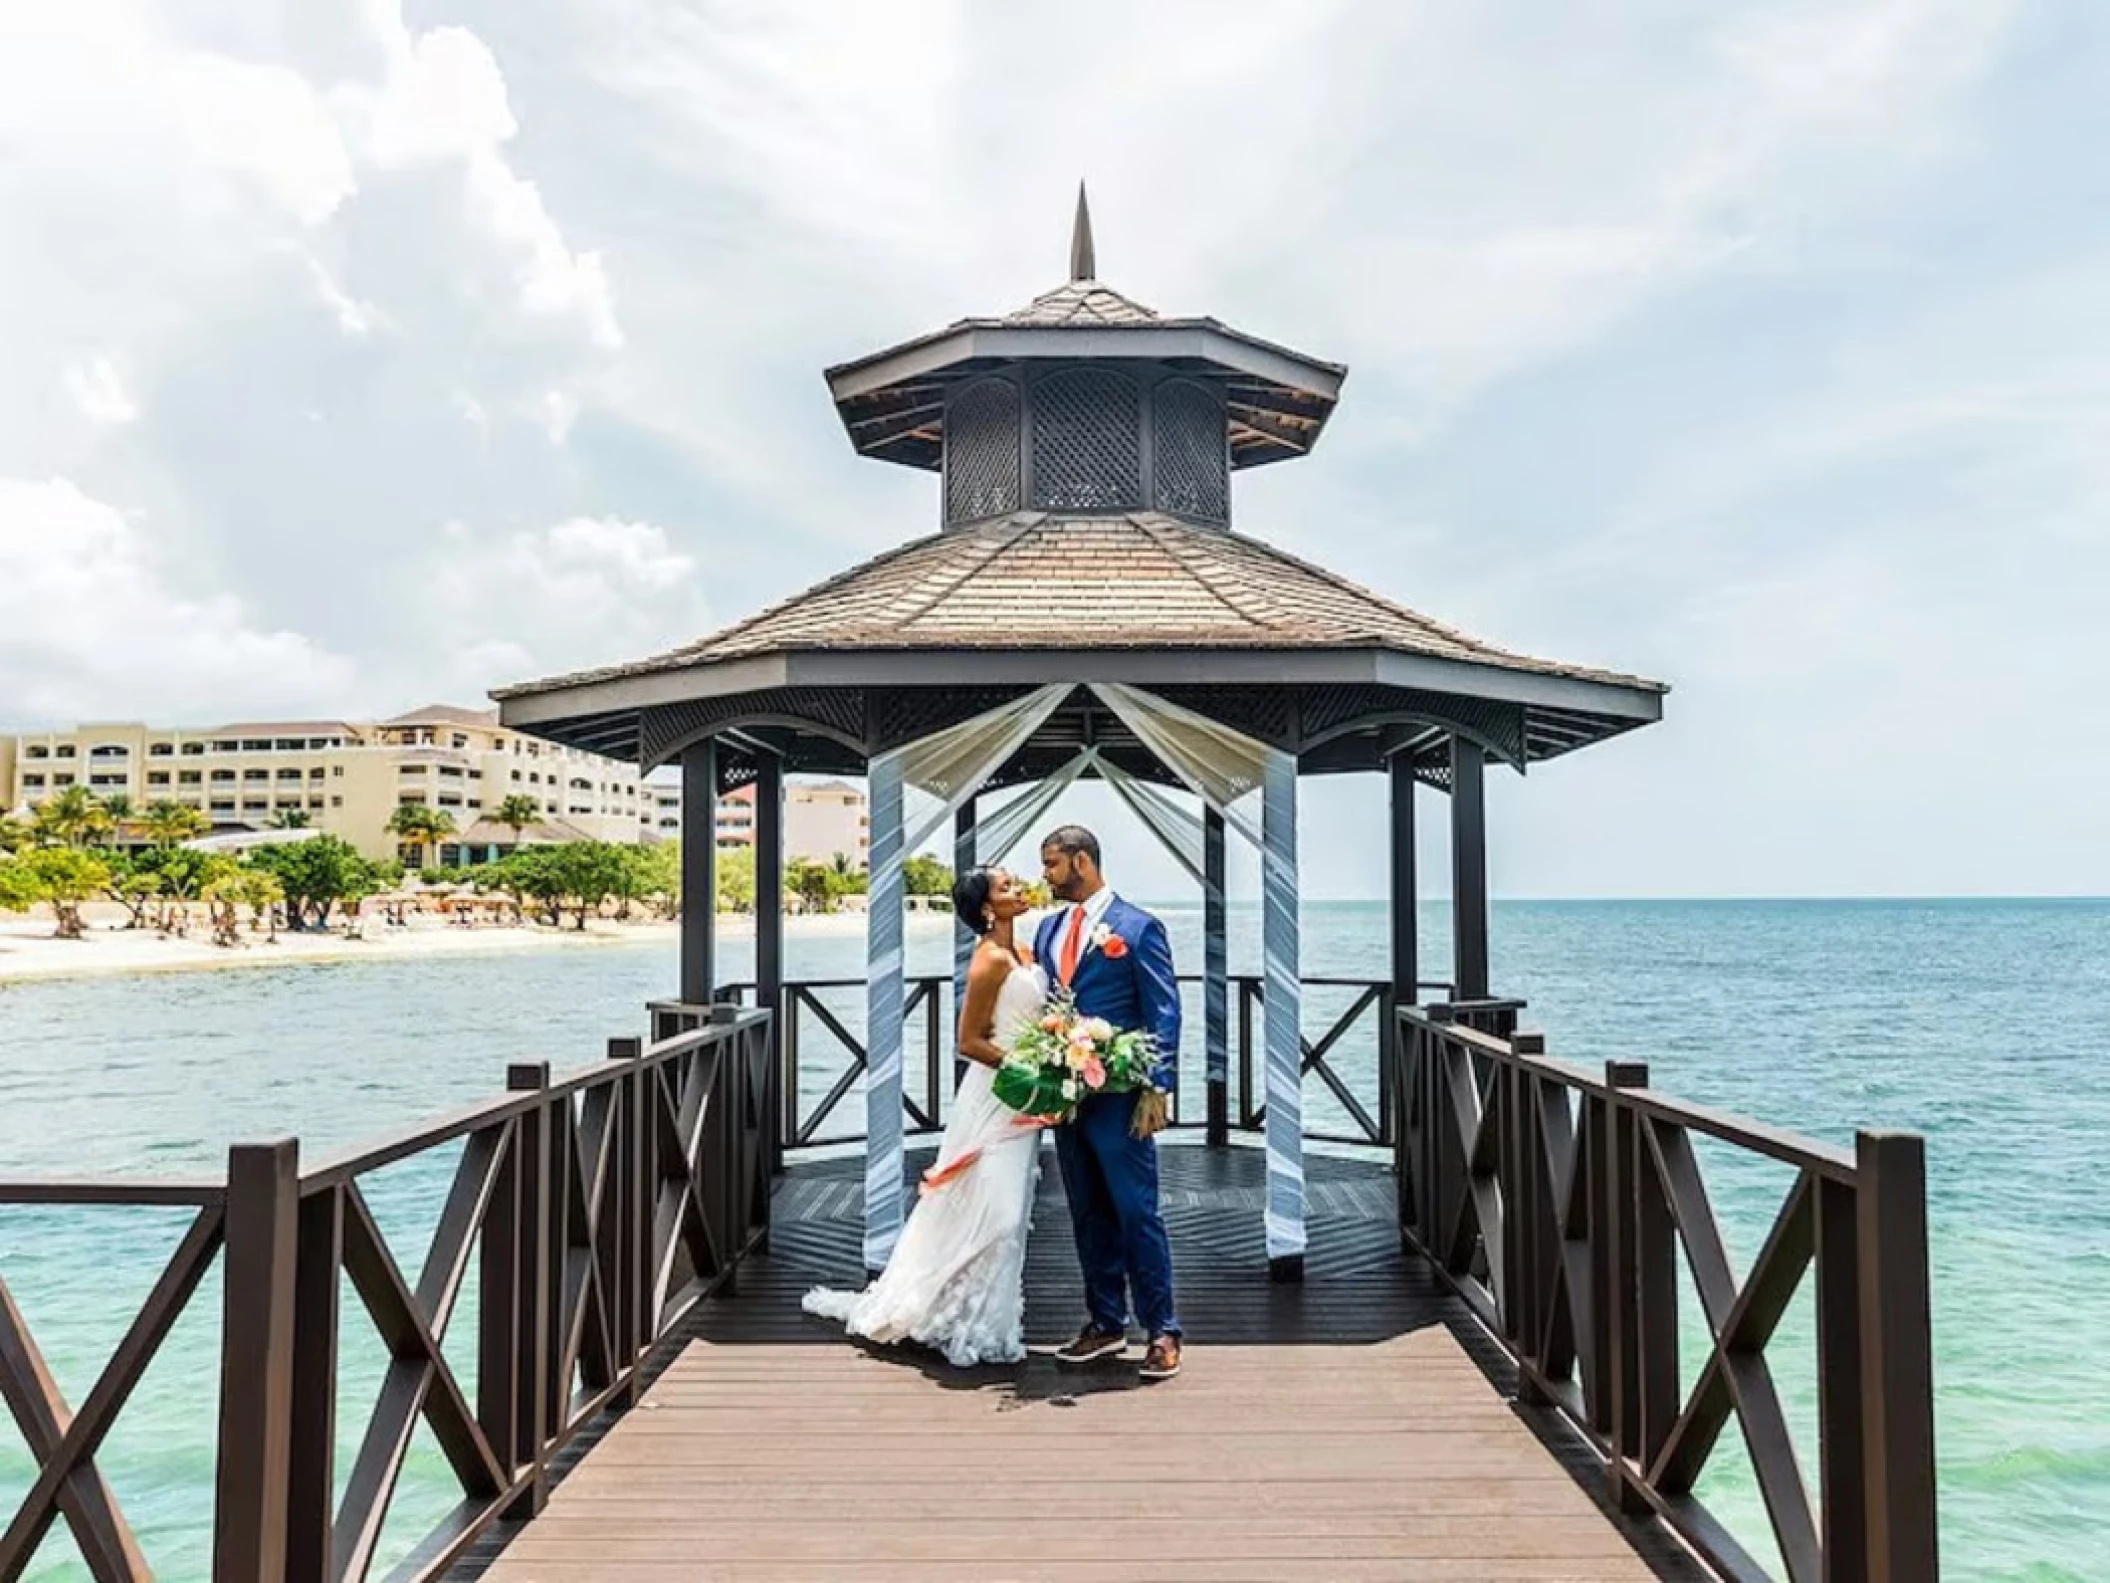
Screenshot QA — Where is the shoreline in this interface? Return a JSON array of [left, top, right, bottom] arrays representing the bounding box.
[[0, 907, 942, 986]]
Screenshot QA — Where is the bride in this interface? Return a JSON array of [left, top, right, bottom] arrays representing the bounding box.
[[801, 866, 1048, 1366]]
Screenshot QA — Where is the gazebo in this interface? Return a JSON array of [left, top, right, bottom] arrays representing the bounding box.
[[495, 192, 1666, 1279]]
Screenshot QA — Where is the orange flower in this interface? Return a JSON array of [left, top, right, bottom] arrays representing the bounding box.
[[1102, 933, 1128, 959]]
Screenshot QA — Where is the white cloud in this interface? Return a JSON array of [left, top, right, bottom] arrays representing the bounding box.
[[0, 476, 357, 723], [62, 356, 138, 425], [422, 515, 709, 698], [534, 389, 580, 444], [298, 251, 385, 338], [165, 49, 358, 226], [342, 11, 623, 350]]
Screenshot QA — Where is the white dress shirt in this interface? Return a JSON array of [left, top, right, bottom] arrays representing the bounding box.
[[1057, 886, 1118, 971]]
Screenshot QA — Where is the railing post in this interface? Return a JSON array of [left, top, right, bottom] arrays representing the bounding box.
[[214, 1138, 299, 1583], [1423, 1005, 1454, 1259], [1817, 1169, 1867, 1582], [925, 983, 944, 1132], [709, 1005, 744, 1296], [1390, 1011, 1413, 1244], [503, 1061, 551, 1518], [1510, 1031, 1548, 1405], [749, 1015, 775, 1255], [782, 990, 802, 1149], [1856, 1132, 1939, 1582], [1599, 1061, 1651, 1514], [283, 1185, 340, 1583], [1236, 979, 1256, 1130], [608, 1036, 648, 1402]]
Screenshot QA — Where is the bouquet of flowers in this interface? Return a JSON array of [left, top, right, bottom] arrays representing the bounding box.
[[993, 987, 1167, 1129]]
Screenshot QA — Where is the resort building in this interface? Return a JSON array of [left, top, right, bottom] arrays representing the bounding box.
[[3, 705, 650, 863], [713, 780, 871, 867]]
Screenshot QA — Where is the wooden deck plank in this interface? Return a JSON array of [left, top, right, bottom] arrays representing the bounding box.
[[457, 1145, 1700, 1582]]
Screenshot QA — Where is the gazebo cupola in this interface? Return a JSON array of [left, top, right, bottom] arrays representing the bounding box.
[[824, 187, 1345, 531]]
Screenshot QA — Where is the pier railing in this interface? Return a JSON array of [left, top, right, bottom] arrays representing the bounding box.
[[1393, 1004, 1938, 1582], [732, 971, 1442, 1153], [0, 1007, 774, 1582]]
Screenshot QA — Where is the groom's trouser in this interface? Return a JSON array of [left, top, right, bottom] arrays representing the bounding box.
[[1054, 1090, 1180, 1338]]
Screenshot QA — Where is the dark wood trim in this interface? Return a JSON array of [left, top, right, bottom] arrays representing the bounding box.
[[754, 753, 785, 1179], [214, 1139, 299, 1583], [1394, 1009, 1939, 1583], [1450, 738, 1489, 1002], [1203, 806, 1229, 1148], [679, 740, 717, 1004]]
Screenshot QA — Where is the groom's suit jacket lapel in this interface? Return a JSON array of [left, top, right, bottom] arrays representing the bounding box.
[[1043, 891, 1126, 991]]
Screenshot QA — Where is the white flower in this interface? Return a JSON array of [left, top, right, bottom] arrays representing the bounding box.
[[1061, 1078, 1078, 1101], [1082, 1017, 1114, 1044], [1090, 923, 1113, 949]]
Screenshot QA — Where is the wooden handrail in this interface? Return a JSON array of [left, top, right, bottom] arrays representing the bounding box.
[[0, 1011, 779, 1581], [1391, 1006, 1938, 1582]]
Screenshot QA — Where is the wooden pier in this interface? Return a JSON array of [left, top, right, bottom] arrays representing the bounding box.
[[0, 991, 1938, 1581], [458, 1147, 1699, 1581]]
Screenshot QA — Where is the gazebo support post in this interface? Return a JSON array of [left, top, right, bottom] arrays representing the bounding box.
[[1204, 805, 1230, 1147], [1390, 747, 1419, 1007], [679, 738, 718, 1006], [1450, 736, 1489, 1003], [864, 753, 908, 1275], [754, 751, 786, 1175], [1262, 756, 1305, 1282]]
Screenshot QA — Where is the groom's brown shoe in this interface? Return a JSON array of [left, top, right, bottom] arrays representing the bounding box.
[[1138, 1334, 1182, 1381], [1052, 1323, 1127, 1365]]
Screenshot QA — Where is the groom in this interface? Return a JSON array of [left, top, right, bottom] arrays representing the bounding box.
[[1036, 825, 1183, 1381]]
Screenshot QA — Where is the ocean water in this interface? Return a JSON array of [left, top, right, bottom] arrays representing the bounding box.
[[0, 898, 2105, 1578]]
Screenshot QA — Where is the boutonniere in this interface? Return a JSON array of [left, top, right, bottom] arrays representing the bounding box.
[[1091, 924, 1129, 960]]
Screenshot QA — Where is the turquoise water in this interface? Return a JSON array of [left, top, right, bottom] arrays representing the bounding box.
[[1, 899, 2105, 1577]]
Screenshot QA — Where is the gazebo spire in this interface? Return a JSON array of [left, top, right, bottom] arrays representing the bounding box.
[[822, 204, 1352, 501], [1070, 181, 1096, 281]]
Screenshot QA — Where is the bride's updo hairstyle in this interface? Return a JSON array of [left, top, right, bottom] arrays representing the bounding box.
[[951, 867, 998, 936]]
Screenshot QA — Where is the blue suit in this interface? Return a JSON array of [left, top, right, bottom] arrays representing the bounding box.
[[1035, 894, 1182, 1339]]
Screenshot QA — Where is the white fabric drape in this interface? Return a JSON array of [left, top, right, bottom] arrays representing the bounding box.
[[1088, 681, 1267, 849], [893, 683, 1071, 857], [970, 748, 1099, 866], [1099, 757, 1208, 886]]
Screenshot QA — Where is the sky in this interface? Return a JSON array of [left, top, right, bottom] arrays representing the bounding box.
[[2, 0, 2106, 900]]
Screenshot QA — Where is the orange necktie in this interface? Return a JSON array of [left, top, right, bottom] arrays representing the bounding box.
[[1058, 906, 1086, 986]]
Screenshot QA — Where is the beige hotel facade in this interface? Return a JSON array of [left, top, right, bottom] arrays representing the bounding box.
[[6, 705, 873, 870], [3, 705, 648, 864]]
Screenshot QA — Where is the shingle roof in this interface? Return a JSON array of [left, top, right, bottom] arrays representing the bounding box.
[[204, 720, 359, 737], [385, 704, 502, 729], [1001, 280, 1159, 327], [498, 514, 1664, 696]]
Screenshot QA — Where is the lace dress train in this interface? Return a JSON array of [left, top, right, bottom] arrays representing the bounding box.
[[801, 964, 1045, 1367]]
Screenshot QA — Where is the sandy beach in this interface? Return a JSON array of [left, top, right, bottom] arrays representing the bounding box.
[[0, 904, 911, 985]]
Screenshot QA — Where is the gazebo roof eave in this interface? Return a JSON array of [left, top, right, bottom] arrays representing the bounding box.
[[493, 641, 1665, 752], [825, 321, 1345, 411]]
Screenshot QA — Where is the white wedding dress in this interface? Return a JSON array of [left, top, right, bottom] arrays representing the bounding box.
[[802, 959, 1047, 1366]]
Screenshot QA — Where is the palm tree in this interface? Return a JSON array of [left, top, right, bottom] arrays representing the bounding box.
[[31, 786, 114, 848], [385, 803, 456, 869], [494, 794, 542, 850], [267, 808, 311, 830], [0, 812, 28, 855], [141, 800, 209, 849]]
